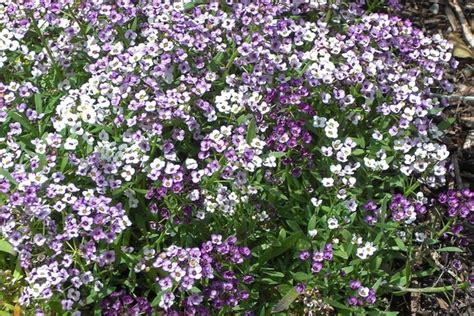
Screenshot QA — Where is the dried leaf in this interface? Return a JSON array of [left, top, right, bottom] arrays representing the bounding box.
[[458, 84, 474, 96], [445, 6, 460, 32], [447, 33, 474, 59], [436, 297, 450, 310], [13, 304, 21, 316]]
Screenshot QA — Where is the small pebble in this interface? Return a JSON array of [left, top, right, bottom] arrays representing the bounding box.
[[430, 3, 439, 15]]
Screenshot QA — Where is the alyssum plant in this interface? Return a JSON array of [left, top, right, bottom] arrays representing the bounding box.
[[0, 0, 471, 315]]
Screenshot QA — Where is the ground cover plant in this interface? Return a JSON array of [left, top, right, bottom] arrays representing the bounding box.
[[0, 0, 472, 315]]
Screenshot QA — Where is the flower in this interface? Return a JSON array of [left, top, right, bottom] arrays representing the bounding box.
[[322, 178, 334, 187], [327, 218, 339, 230], [64, 138, 78, 150]]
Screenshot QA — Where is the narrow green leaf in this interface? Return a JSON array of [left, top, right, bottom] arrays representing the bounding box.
[[437, 246, 464, 253], [291, 272, 313, 281], [246, 117, 257, 144], [34, 93, 43, 113], [259, 231, 303, 265], [272, 287, 299, 313], [325, 299, 356, 311], [0, 169, 17, 185], [8, 110, 37, 136], [151, 293, 163, 307], [333, 248, 349, 260], [0, 239, 16, 255], [308, 214, 317, 231], [269, 151, 286, 158], [394, 238, 407, 251]]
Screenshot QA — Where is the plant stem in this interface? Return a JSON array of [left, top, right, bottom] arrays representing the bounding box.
[[388, 282, 468, 294], [437, 218, 454, 238], [29, 15, 59, 71]]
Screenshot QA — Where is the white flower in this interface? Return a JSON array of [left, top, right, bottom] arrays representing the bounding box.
[[364, 242, 377, 256], [185, 158, 198, 170], [324, 119, 339, 138], [310, 197, 322, 207], [345, 199, 358, 212], [165, 162, 179, 175], [321, 146, 333, 157], [321, 177, 334, 187], [356, 247, 368, 260], [372, 130, 383, 140], [79, 106, 96, 124], [151, 158, 166, 170], [357, 242, 377, 259], [330, 164, 343, 176], [358, 287, 370, 298], [414, 232, 426, 243], [327, 218, 339, 229], [312, 115, 327, 128], [121, 165, 135, 181], [308, 229, 318, 237], [251, 137, 265, 150], [64, 138, 78, 150], [263, 156, 277, 168], [160, 38, 174, 51], [352, 235, 363, 245]]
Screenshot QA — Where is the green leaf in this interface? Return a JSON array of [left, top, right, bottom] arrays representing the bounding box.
[[0, 239, 16, 255], [333, 248, 349, 260], [237, 113, 250, 125], [184, 0, 206, 10], [291, 272, 313, 281], [342, 266, 354, 274], [131, 16, 139, 31], [0, 169, 17, 185], [48, 300, 63, 314], [325, 299, 355, 311], [263, 270, 285, 278], [352, 148, 365, 156], [34, 93, 43, 113], [8, 110, 37, 136], [258, 231, 303, 265], [246, 117, 257, 144], [308, 214, 317, 231], [272, 287, 299, 313], [286, 220, 301, 233], [394, 238, 407, 251], [13, 257, 22, 280], [269, 151, 286, 158], [353, 136, 366, 148], [437, 246, 464, 253], [438, 117, 455, 131], [373, 277, 383, 291], [133, 188, 149, 195], [151, 292, 164, 307], [212, 52, 225, 66], [60, 155, 69, 172]]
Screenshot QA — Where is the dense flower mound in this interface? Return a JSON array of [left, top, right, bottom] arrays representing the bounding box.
[[0, 0, 471, 314]]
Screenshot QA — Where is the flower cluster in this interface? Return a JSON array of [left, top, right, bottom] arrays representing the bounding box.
[[389, 193, 427, 224], [138, 235, 251, 314], [299, 243, 334, 274], [100, 290, 152, 316], [437, 189, 474, 238], [346, 280, 376, 306], [438, 189, 474, 221], [0, 0, 467, 314]]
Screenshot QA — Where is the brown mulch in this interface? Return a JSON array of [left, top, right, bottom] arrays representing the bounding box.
[[383, 1, 474, 315]]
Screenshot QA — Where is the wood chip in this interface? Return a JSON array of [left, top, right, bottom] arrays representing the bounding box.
[[449, 0, 474, 49], [464, 130, 474, 149], [445, 6, 460, 32], [436, 297, 450, 311]]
